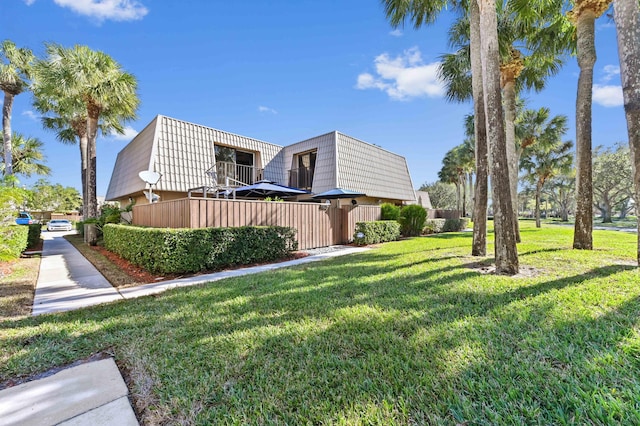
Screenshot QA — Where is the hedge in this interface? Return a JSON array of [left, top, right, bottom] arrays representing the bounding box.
[[103, 224, 298, 274], [353, 221, 401, 246], [27, 224, 41, 249], [0, 225, 28, 261], [424, 218, 470, 234], [443, 217, 470, 232]]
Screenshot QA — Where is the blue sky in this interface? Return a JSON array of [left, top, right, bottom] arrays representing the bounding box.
[[2, 0, 628, 197]]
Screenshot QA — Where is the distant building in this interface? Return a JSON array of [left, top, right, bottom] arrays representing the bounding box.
[[106, 115, 417, 206]]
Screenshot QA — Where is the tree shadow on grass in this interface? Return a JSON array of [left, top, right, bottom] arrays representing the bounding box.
[[2, 247, 640, 423]]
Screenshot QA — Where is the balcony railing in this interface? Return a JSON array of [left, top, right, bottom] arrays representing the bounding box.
[[288, 167, 315, 190], [215, 161, 263, 187]]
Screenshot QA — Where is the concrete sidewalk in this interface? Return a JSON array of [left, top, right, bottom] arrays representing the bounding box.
[[0, 358, 138, 426], [32, 231, 124, 316]]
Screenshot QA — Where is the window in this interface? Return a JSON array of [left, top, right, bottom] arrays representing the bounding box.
[[214, 145, 259, 186], [290, 150, 317, 189]]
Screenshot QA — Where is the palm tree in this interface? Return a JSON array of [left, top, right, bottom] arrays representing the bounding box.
[[34, 44, 138, 218], [613, 0, 640, 263], [521, 139, 574, 228], [478, 0, 519, 274], [0, 40, 34, 177], [570, 0, 612, 249], [0, 132, 50, 178], [383, 0, 489, 256], [32, 92, 126, 219], [439, 142, 475, 216], [441, 2, 571, 243]]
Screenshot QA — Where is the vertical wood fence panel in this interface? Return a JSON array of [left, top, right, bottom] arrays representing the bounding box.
[[133, 198, 382, 249]]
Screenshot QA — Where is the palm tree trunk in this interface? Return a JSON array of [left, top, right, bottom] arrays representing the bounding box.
[[614, 0, 640, 264], [503, 78, 521, 242], [470, 0, 488, 257], [461, 175, 467, 217], [79, 135, 88, 219], [478, 0, 519, 275], [573, 9, 597, 250], [2, 91, 14, 176], [86, 108, 99, 218], [535, 180, 542, 228]]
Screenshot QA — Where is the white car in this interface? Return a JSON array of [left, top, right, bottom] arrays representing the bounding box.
[[47, 219, 73, 232]]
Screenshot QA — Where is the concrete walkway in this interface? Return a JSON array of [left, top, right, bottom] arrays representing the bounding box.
[[0, 358, 138, 426], [32, 230, 124, 316], [13, 231, 368, 425]]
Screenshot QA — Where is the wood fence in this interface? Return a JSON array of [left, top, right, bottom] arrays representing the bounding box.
[[133, 198, 382, 250]]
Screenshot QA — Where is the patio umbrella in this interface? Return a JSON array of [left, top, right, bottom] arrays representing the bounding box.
[[311, 188, 366, 199], [233, 180, 309, 198]]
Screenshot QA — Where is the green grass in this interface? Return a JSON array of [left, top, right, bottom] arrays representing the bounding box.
[[541, 216, 638, 229], [2, 222, 640, 424]]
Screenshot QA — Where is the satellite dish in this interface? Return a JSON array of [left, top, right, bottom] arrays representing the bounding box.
[[139, 170, 161, 185], [143, 191, 160, 203]]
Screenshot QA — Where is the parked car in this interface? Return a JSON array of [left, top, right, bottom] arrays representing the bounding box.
[[47, 219, 73, 232], [15, 212, 34, 225]]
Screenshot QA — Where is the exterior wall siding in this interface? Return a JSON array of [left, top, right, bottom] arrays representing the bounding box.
[[105, 116, 158, 201]]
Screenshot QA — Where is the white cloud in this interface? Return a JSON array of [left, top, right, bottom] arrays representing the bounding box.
[[258, 105, 278, 114], [22, 110, 38, 121], [23, 0, 36, 5], [356, 47, 445, 100], [53, 0, 148, 22], [593, 84, 623, 107], [108, 126, 138, 141], [389, 29, 403, 37], [602, 65, 620, 82]]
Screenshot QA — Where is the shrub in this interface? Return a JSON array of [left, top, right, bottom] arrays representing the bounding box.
[[399, 205, 427, 237], [423, 219, 446, 234], [443, 218, 470, 232], [27, 224, 41, 249], [380, 203, 401, 221], [423, 218, 470, 234], [0, 225, 28, 261], [103, 224, 298, 274], [353, 221, 401, 246]]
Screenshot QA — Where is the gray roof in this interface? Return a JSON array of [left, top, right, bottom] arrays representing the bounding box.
[[106, 115, 417, 202], [106, 115, 282, 200]]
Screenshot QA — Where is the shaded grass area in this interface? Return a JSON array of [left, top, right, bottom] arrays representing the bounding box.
[[2, 222, 640, 424], [0, 257, 39, 321]]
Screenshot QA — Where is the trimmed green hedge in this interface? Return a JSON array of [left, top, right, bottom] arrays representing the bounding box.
[[103, 224, 298, 274], [27, 224, 41, 249], [353, 221, 401, 246], [0, 225, 28, 261], [424, 218, 470, 234]]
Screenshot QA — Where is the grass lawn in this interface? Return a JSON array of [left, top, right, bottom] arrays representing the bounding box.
[[2, 221, 640, 424], [0, 256, 39, 321]]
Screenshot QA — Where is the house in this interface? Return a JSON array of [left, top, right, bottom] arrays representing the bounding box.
[[106, 115, 417, 206]]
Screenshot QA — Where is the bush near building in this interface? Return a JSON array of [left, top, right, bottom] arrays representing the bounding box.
[[103, 224, 298, 274]]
